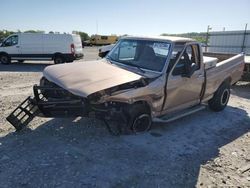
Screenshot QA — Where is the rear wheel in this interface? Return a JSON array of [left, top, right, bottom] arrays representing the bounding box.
[[208, 82, 230, 112], [0, 54, 11, 64], [54, 55, 65, 64]]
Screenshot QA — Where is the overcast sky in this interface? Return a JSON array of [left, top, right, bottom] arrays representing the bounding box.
[[1, 0, 250, 35]]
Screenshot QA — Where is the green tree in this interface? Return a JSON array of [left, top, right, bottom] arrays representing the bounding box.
[[24, 30, 44, 33], [73, 31, 90, 41], [0, 30, 15, 42]]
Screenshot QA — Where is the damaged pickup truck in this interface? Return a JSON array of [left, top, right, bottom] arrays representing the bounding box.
[[6, 36, 245, 134]]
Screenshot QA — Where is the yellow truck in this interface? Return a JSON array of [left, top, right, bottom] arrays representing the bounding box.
[[88, 35, 118, 46]]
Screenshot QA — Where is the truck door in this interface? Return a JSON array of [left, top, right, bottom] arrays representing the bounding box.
[[0, 35, 20, 58], [163, 43, 204, 113]]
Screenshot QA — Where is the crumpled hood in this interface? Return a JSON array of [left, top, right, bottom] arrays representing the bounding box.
[[43, 60, 142, 97]]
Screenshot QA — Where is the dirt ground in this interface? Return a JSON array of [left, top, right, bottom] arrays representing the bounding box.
[[0, 47, 250, 188]]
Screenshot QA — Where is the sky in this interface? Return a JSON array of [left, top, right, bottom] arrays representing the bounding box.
[[0, 0, 250, 36]]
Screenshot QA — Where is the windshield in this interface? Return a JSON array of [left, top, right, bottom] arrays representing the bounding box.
[[107, 39, 171, 72]]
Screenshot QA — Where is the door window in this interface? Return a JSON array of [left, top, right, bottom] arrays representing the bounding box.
[[168, 44, 185, 72], [172, 44, 200, 76], [3, 35, 18, 47]]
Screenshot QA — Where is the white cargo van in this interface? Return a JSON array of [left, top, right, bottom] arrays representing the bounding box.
[[0, 33, 83, 64]]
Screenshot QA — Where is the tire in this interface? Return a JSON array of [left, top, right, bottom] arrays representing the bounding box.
[[54, 55, 65, 64], [126, 104, 152, 133], [18, 60, 24, 63], [208, 82, 230, 112], [0, 54, 11, 64]]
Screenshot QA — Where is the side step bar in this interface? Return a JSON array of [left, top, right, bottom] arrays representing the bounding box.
[[153, 105, 206, 123], [6, 97, 40, 131]]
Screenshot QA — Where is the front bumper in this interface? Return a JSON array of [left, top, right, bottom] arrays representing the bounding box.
[[6, 85, 88, 131], [33, 85, 87, 117], [63, 53, 84, 62], [6, 85, 127, 131], [74, 53, 84, 60], [6, 96, 40, 131]]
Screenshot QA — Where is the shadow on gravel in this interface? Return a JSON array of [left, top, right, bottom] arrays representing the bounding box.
[[232, 82, 250, 100], [0, 106, 249, 187], [0, 62, 52, 73]]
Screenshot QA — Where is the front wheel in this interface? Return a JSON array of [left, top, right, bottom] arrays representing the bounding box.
[[208, 82, 230, 112], [104, 103, 152, 135], [0, 54, 11, 64], [126, 104, 152, 133]]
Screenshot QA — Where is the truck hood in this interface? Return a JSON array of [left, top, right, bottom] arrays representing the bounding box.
[[43, 60, 142, 97]]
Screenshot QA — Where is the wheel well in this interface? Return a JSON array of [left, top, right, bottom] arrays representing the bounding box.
[[223, 77, 232, 85], [53, 53, 63, 60], [132, 101, 151, 114], [210, 77, 231, 100], [214, 77, 231, 93], [0, 52, 9, 57]]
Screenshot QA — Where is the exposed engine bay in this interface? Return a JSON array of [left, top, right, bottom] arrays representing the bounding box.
[[42, 75, 157, 134]]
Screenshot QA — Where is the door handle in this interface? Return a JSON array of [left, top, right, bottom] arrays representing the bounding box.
[[198, 74, 203, 78], [16, 46, 20, 48]]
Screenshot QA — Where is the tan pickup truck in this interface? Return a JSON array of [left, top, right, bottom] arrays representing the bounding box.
[[7, 36, 245, 134]]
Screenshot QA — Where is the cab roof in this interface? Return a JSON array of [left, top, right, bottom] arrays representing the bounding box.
[[122, 35, 196, 43]]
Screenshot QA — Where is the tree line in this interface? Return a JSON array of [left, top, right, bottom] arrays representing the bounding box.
[[0, 30, 207, 44], [161, 32, 207, 43]]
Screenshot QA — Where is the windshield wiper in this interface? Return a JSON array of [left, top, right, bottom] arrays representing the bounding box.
[[124, 62, 145, 74], [119, 61, 145, 73]]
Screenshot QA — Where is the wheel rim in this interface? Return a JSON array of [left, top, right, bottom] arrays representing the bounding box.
[[132, 114, 151, 133], [221, 89, 230, 105], [1, 56, 8, 64]]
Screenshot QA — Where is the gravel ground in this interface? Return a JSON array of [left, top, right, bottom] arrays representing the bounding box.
[[0, 47, 250, 188]]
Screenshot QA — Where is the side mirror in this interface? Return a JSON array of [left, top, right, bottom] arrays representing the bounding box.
[[0, 43, 2, 47]]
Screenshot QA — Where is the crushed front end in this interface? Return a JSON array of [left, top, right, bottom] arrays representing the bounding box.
[[6, 78, 128, 132]]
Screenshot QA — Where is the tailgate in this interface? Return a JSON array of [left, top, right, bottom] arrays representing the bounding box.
[[243, 56, 250, 80]]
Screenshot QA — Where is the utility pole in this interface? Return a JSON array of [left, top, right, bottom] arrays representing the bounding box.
[[205, 25, 212, 52], [241, 23, 248, 53]]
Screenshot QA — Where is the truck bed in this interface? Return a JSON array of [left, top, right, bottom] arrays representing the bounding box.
[[204, 52, 250, 76], [202, 53, 245, 102]]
